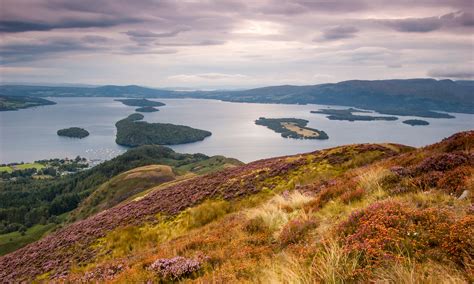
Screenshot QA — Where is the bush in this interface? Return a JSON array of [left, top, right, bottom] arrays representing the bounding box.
[[149, 256, 202, 280], [243, 216, 268, 234], [338, 200, 469, 275], [279, 218, 318, 247], [340, 188, 365, 204]]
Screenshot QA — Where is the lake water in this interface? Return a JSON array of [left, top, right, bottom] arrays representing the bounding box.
[[0, 97, 472, 163]]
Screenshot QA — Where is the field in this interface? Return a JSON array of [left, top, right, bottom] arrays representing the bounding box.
[[281, 122, 321, 138], [0, 224, 56, 256], [0, 163, 45, 173]]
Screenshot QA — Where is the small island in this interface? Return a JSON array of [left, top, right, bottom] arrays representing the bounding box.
[[115, 98, 165, 107], [57, 127, 90, 139], [255, 117, 328, 140], [311, 108, 398, 122], [135, 106, 159, 112], [403, 119, 430, 126], [115, 113, 212, 147], [0, 95, 56, 111]]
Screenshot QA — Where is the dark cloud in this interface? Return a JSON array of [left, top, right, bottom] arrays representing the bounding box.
[[0, 18, 138, 33], [428, 68, 474, 79], [155, 40, 226, 47], [82, 35, 109, 43], [125, 28, 190, 38], [125, 28, 191, 44], [379, 11, 474, 33], [0, 39, 96, 64], [260, 0, 367, 15], [320, 25, 359, 40]]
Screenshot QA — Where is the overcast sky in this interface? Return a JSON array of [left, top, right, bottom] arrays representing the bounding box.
[[0, 0, 473, 89]]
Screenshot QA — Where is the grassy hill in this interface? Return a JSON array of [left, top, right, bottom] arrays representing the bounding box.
[[0, 131, 472, 282], [0, 146, 241, 255], [0, 95, 56, 111]]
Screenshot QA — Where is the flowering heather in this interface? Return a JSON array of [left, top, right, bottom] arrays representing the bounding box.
[[414, 152, 472, 174], [338, 200, 472, 276], [149, 256, 202, 280]]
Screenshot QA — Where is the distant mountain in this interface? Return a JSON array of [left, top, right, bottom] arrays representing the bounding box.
[[1, 79, 473, 117], [201, 79, 474, 117]]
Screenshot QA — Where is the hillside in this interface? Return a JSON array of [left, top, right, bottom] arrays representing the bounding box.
[[1, 131, 472, 282], [0, 146, 241, 255], [0, 95, 56, 111]]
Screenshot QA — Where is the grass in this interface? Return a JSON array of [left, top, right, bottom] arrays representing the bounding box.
[[0, 166, 12, 173], [15, 162, 45, 170], [0, 223, 56, 256], [0, 162, 46, 172]]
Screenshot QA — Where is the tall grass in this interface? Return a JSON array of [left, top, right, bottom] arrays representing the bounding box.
[[246, 191, 314, 233], [311, 240, 361, 283]]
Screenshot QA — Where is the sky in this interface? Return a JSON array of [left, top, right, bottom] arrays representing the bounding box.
[[0, 0, 473, 89]]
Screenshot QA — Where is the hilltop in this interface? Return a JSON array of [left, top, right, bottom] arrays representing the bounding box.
[[0, 131, 472, 282]]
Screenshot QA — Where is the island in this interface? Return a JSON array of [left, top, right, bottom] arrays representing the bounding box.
[[115, 113, 212, 147], [0, 95, 56, 111], [57, 127, 90, 138], [255, 117, 328, 140], [115, 98, 165, 107], [135, 106, 159, 112], [311, 108, 398, 121], [403, 119, 430, 126]]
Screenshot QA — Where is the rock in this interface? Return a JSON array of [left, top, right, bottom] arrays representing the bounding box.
[[458, 190, 470, 200]]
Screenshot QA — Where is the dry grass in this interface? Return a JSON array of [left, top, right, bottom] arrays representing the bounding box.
[[373, 259, 468, 284], [311, 239, 361, 283], [259, 253, 313, 284], [246, 191, 314, 233]]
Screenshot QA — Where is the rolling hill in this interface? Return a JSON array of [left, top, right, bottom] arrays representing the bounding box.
[[1, 131, 472, 282]]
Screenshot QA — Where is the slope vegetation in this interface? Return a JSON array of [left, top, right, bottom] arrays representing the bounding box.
[[1, 131, 473, 283]]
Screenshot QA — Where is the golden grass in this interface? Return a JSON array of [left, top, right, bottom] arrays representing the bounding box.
[[246, 191, 314, 233], [281, 122, 321, 138], [372, 259, 468, 284]]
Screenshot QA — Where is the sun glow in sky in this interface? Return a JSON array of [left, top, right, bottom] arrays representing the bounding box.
[[0, 0, 473, 89]]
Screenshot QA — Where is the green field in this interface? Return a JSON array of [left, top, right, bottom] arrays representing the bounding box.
[[0, 166, 13, 173], [0, 223, 56, 256], [0, 163, 45, 173]]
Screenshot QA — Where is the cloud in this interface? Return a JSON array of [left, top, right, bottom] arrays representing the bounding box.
[[155, 40, 225, 47], [377, 11, 474, 33], [320, 25, 359, 40], [0, 39, 96, 64], [82, 35, 109, 43], [125, 28, 191, 43], [0, 18, 138, 33], [168, 73, 248, 81], [428, 67, 474, 79]]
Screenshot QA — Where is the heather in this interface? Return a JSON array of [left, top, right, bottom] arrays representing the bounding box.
[[1, 131, 473, 283]]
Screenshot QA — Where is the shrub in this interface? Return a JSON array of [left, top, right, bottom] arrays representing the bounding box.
[[149, 256, 202, 280], [340, 188, 365, 204], [243, 216, 268, 234], [437, 166, 471, 196], [443, 215, 474, 266], [414, 152, 471, 174], [279, 218, 318, 247], [337, 200, 468, 276]]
